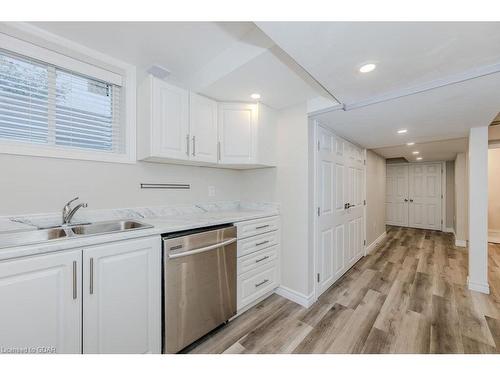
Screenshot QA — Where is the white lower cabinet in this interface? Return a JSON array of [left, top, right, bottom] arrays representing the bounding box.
[[82, 237, 161, 354], [235, 216, 280, 312], [0, 235, 161, 354], [0, 250, 82, 354]]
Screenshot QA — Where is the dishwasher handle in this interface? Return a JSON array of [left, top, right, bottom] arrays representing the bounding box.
[[168, 238, 237, 259]]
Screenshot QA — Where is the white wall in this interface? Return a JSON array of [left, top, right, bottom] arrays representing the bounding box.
[[445, 160, 455, 230], [366, 150, 386, 245], [468, 126, 489, 294], [488, 148, 500, 233], [0, 153, 243, 215], [455, 152, 468, 244], [242, 103, 312, 301]]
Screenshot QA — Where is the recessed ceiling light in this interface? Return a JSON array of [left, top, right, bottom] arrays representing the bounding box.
[[412, 151, 419, 155], [406, 142, 415, 146], [250, 93, 261, 100], [416, 157, 423, 161], [397, 129, 408, 134], [359, 63, 376, 73]]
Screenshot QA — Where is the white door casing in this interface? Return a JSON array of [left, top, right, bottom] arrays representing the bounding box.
[[408, 163, 442, 230], [386, 165, 410, 227], [315, 123, 365, 299], [0, 250, 82, 354]]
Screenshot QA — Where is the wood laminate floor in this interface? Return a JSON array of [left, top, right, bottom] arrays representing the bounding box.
[[185, 227, 500, 354]]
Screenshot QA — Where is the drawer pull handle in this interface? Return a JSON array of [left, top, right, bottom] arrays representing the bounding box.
[[255, 224, 270, 230], [255, 256, 270, 263], [255, 240, 269, 247], [255, 279, 269, 288]]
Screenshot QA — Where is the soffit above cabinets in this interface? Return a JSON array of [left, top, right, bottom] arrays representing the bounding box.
[[29, 21, 329, 110]]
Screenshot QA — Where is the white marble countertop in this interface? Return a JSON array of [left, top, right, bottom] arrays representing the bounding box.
[[0, 202, 278, 261]]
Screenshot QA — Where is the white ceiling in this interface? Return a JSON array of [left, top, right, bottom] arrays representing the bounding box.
[[314, 72, 500, 149], [373, 138, 468, 162], [256, 22, 500, 104], [30, 22, 328, 109]]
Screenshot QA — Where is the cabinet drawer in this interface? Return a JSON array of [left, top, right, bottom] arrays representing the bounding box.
[[236, 216, 280, 239], [237, 261, 279, 310], [237, 245, 279, 275], [237, 230, 279, 257]]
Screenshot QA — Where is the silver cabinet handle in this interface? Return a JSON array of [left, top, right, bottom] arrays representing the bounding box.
[[255, 224, 270, 230], [186, 134, 190, 156], [255, 279, 269, 288], [192, 136, 196, 156], [72, 261, 77, 300], [217, 141, 221, 161], [256, 240, 269, 247], [90, 257, 94, 295], [255, 256, 270, 263]]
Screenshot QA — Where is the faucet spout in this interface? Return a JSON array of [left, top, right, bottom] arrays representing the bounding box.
[[62, 197, 88, 225]]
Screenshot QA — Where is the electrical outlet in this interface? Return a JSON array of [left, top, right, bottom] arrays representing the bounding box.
[[208, 186, 216, 197]]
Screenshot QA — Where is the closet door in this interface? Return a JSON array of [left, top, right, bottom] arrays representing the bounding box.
[[385, 165, 409, 227], [408, 163, 442, 230]]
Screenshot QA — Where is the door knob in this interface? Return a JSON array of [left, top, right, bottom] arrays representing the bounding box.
[[404, 199, 408, 202], [344, 203, 349, 210], [409, 199, 414, 202]]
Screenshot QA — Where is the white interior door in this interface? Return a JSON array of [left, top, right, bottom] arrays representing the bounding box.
[[316, 124, 365, 298], [385, 165, 409, 226], [409, 163, 442, 230]]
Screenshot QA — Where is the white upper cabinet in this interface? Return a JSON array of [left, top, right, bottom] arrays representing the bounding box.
[[189, 93, 218, 163], [138, 75, 276, 168], [218, 103, 257, 165], [138, 76, 189, 162], [218, 102, 276, 168], [0, 250, 82, 354]]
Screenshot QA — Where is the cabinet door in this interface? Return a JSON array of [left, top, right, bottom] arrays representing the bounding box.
[[0, 250, 82, 354], [83, 236, 161, 354], [189, 93, 218, 163], [152, 78, 189, 159], [218, 103, 257, 164]]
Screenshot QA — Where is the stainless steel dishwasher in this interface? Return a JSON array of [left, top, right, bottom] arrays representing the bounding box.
[[162, 225, 237, 353]]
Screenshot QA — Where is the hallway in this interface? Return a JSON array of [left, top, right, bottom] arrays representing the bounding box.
[[186, 227, 500, 354]]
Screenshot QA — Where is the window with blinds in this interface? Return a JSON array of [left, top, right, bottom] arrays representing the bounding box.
[[0, 49, 123, 154]]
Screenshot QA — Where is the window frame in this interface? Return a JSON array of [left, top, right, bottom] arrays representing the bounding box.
[[0, 26, 136, 164]]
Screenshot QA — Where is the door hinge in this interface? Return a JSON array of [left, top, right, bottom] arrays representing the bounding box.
[[317, 273, 320, 283], [317, 207, 320, 216]]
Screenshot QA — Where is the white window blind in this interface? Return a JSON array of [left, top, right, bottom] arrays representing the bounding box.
[[0, 48, 124, 154]]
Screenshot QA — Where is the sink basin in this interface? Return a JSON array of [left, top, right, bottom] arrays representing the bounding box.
[[0, 228, 68, 249], [70, 220, 152, 236], [0, 220, 153, 249]]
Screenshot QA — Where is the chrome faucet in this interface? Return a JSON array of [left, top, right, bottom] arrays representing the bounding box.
[[62, 197, 88, 225]]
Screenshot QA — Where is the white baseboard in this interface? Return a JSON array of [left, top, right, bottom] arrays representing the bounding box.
[[488, 230, 500, 244], [365, 231, 387, 255], [275, 286, 315, 308], [443, 227, 455, 234], [468, 279, 490, 294], [455, 239, 467, 247]]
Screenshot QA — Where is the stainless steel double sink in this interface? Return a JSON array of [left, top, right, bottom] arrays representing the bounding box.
[[0, 220, 153, 249]]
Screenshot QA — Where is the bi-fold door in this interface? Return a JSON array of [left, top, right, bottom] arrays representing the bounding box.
[[386, 163, 442, 230], [315, 124, 365, 298]]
